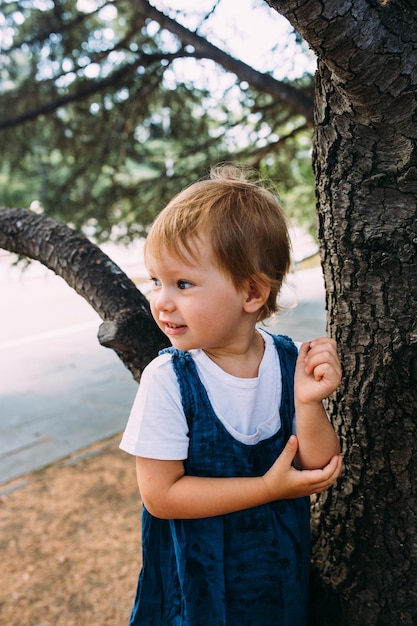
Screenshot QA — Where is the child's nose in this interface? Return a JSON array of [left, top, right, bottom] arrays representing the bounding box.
[[154, 287, 175, 312]]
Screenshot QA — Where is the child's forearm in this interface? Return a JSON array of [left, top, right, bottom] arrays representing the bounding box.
[[147, 473, 272, 519], [294, 401, 341, 470], [136, 443, 342, 520], [293, 338, 342, 469]]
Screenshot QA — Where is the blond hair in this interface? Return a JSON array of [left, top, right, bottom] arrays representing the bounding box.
[[145, 165, 291, 321]]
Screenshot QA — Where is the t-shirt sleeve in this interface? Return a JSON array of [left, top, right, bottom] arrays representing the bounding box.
[[119, 354, 189, 460]]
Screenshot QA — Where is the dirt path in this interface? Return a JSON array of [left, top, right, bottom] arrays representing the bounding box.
[[0, 435, 142, 626]]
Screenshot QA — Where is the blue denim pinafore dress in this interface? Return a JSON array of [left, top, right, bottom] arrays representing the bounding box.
[[129, 333, 310, 626]]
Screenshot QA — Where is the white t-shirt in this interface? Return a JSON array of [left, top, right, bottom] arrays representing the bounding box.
[[120, 329, 299, 460]]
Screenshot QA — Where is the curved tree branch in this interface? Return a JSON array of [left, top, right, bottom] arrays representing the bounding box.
[[0, 208, 168, 381]]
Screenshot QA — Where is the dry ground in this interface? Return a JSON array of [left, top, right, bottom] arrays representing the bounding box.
[[0, 435, 142, 626]]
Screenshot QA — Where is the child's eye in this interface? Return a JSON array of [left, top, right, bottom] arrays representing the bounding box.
[[177, 280, 193, 290], [150, 277, 161, 287]]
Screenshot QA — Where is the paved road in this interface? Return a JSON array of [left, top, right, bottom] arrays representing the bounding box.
[[0, 236, 326, 486], [267, 265, 326, 341], [0, 246, 142, 485]]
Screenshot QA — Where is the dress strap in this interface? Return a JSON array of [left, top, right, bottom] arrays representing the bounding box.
[[159, 347, 204, 427], [259, 332, 298, 441]]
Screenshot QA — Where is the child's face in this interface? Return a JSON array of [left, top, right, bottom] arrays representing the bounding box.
[[145, 237, 253, 353]]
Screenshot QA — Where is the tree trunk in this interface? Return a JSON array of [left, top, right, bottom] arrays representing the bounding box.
[[267, 0, 417, 623], [311, 60, 417, 626], [0, 208, 168, 381]]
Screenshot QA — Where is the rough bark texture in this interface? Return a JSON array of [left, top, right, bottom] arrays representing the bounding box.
[[267, 1, 417, 624], [0, 208, 168, 381]]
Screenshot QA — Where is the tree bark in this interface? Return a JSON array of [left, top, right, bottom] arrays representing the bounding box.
[[0, 208, 168, 381], [267, 1, 417, 623]]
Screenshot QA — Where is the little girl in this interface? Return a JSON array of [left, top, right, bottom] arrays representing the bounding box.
[[120, 165, 342, 625]]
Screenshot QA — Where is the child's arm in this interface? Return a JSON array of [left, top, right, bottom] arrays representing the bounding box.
[[136, 436, 342, 520], [294, 337, 342, 470]]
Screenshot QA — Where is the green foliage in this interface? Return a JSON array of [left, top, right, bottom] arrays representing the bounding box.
[[0, 0, 316, 242]]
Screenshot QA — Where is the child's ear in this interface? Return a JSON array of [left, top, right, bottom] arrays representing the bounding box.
[[243, 279, 270, 313]]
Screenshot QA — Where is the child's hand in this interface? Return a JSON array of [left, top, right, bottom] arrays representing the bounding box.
[[262, 435, 342, 499], [294, 337, 341, 406]]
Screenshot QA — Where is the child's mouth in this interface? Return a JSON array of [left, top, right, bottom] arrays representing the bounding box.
[[164, 322, 186, 335]]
